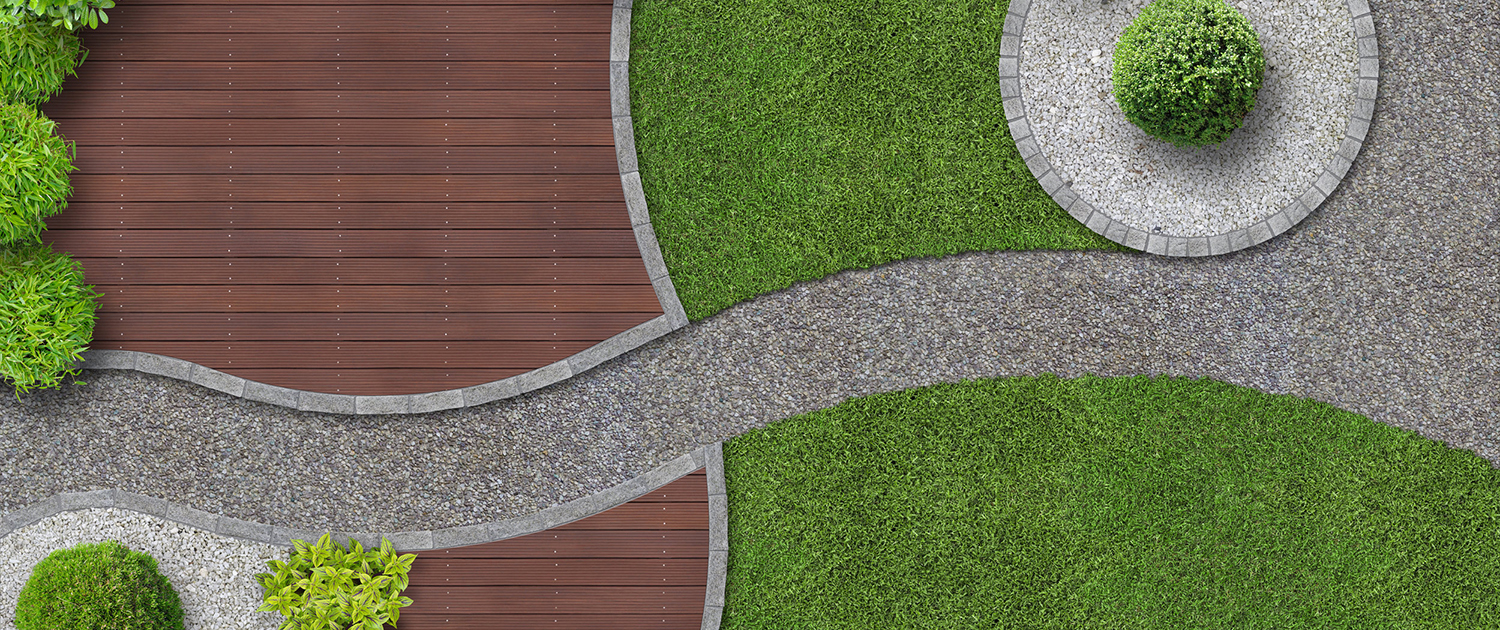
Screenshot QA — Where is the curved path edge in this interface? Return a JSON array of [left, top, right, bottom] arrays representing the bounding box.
[[998, 0, 1379, 256], [0, 440, 730, 628], [65, 0, 689, 415]]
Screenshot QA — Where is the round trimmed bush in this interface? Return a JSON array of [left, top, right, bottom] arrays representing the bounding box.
[[1, 100, 75, 244], [1111, 0, 1266, 148], [1, 16, 87, 104], [1, 241, 99, 396], [14, 540, 185, 630]]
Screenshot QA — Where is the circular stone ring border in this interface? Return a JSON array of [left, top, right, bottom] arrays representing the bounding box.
[[997, 0, 1380, 256], [64, 0, 687, 416], [0, 441, 732, 629]]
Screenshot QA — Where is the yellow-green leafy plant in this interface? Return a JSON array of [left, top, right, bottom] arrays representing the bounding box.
[[255, 533, 418, 630], [1112, 0, 1265, 148], [1, 241, 98, 398], [1, 15, 87, 104], [13, 540, 185, 630], [1, 0, 113, 31], [1, 100, 76, 244]]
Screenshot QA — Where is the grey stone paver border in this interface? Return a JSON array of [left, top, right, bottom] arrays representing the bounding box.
[[67, 0, 689, 415], [999, 0, 1379, 256], [0, 441, 730, 627]]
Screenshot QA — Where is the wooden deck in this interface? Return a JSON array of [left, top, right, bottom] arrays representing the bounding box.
[[38, 0, 664, 396], [397, 469, 709, 630]]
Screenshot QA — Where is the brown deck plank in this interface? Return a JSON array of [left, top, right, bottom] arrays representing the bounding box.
[[84, 285, 662, 312], [44, 91, 611, 120], [46, 230, 642, 257], [431, 531, 708, 559], [547, 501, 709, 531], [52, 120, 613, 146], [406, 558, 710, 586], [634, 470, 710, 503], [56, 145, 619, 174], [76, 33, 607, 62], [89, 313, 660, 341], [98, 6, 611, 34], [391, 614, 704, 630], [398, 586, 705, 615], [47, 203, 632, 230], [71, 258, 652, 285], [59, 62, 608, 91]]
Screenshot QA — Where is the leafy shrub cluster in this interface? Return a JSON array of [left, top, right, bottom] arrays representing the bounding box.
[[1111, 0, 1265, 148], [256, 534, 418, 630], [0, 241, 99, 396], [1, 0, 113, 31], [14, 540, 185, 630], [2, 15, 87, 104], [1, 100, 75, 243], [0, 10, 96, 398]]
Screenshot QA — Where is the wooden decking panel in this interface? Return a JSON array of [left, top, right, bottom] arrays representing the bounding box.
[[73, 33, 609, 61], [397, 470, 708, 629], [100, 6, 612, 33], [48, 202, 631, 229], [86, 313, 657, 340], [38, 1, 662, 396], [48, 92, 614, 121]]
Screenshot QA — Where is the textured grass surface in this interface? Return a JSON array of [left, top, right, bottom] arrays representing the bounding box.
[[722, 374, 1500, 629], [629, 0, 1130, 322], [14, 540, 184, 630]]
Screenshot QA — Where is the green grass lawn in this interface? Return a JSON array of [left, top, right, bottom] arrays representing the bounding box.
[[629, 0, 1130, 322], [722, 374, 1500, 629]]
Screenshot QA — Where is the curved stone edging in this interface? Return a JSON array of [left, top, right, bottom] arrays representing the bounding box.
[[998, 0, 1379, 256], [67, 0, 688, 415], [0, 442, 728, 617]]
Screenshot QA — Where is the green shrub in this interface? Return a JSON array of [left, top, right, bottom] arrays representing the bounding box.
[[1, 16, 87, 104], [1, 0, 113, 31], [0, 241, 98, 397], [1111, 0, 1265, 148], [14, 540, 185, 630], [256, 533, 418, 630], [1, 100, 75, 244]]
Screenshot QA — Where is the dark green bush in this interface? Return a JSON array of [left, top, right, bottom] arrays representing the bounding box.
[[1, 100, 75, 244], [1111, 0, 1265, 148], [1, 16, 87, 104], [1, 0, 113, 31], [1, 241, 99, 397], [14, 540, 185, 630]]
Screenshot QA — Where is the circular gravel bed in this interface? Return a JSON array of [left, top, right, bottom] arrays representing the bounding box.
[[1020, 0, 1357, 237], [0, 509, 282, 630]]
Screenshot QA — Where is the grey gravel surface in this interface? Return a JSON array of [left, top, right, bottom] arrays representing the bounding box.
[[0, 509, 284, 630], [2, 0, 1498, 534]]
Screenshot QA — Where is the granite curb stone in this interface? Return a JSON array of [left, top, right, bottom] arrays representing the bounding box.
[[70, 0, 691, 415], [1000, 0, 1378, 256], [703, 442, 729, 630]]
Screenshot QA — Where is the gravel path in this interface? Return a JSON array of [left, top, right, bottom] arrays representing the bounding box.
[[2, 0, 1497, 535]]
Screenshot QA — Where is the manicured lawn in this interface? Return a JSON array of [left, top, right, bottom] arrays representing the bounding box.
[[629, 0, 1130, 322], [722, 374, 1500, 628]]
